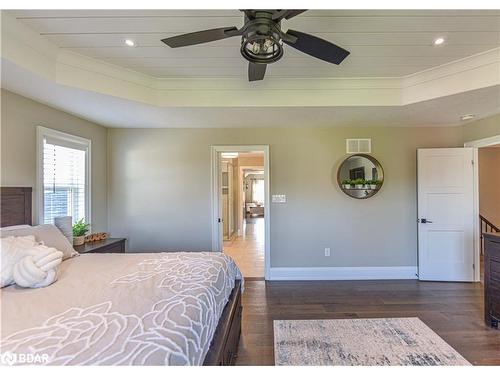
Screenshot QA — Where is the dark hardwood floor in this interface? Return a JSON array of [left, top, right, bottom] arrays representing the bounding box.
[[236, 280, 500, 366]]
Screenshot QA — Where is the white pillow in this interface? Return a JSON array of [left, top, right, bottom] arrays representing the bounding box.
[[0, 224, 77, 260], [1, 235, 38, 287], [1, 236, 63, 288]]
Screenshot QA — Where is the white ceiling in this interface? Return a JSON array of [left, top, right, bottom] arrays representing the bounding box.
[[7, 9, 500, 79], [2, 10, 500, 128]]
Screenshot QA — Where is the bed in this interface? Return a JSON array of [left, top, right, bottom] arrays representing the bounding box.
[[0, 187, 243, 366]]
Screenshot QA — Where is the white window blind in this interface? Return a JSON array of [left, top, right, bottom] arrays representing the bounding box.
[[39, 128, 90, 225]]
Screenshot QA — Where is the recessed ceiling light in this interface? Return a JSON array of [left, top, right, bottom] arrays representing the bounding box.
[[125, 39, 135, 47], [434, 37, 445, 46], [460, 114, 475, 121]]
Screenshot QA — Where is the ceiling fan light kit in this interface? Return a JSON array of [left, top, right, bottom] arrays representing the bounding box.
[[239, 16, 284, 64], [161, 9, 350, 82]]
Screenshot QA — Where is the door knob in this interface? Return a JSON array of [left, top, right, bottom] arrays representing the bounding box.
[[420, 218, 433, 223]]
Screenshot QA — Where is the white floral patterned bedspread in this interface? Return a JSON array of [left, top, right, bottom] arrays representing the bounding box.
[[0, 252, 242, 365]]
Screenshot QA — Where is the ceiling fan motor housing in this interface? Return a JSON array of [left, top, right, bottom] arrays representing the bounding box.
[[240, 12, 284, 64]]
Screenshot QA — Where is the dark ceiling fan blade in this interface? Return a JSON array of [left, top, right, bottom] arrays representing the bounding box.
[[271, 9, 307, 21], [282, 10, 307, 20], [248, 62, 267, 82], [283, 29, 350, 65], [161, 27, 240, 48]]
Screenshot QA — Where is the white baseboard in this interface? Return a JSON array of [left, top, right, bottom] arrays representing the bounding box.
[[269, 266, 418, 281]]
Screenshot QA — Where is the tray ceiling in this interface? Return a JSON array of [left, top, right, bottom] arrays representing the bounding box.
[[7, 9, 500, 79]]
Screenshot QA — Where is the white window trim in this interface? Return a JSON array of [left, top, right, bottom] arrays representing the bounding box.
[[36, 126, 91, 227]]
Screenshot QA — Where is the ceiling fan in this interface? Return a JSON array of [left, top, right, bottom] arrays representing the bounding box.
[[161, 9, 350, 82]]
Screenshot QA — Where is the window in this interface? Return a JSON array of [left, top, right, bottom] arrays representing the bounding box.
[[252, 179, 265, 204], [37, 127, 90, 225]]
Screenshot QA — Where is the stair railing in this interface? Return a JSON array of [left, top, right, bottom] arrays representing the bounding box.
[[480, 214, 500, 254]]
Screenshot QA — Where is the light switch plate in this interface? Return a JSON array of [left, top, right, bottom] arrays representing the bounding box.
[[272, 194, 287, 203]]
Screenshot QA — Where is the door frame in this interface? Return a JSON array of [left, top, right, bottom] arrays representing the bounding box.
[[210, 145, 270, 280], [464, 134, 500, 282]]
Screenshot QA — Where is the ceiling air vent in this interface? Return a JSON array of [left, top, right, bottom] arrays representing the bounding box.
[[346, 139, 371, 154]]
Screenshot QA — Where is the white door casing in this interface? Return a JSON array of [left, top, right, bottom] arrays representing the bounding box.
[[417, 148, 474, 281]]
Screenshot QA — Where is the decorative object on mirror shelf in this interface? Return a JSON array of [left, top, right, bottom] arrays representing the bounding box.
[[53, 216, 73, 245], [72, 219, 90, 246], [353, 178, 365, 189], [341, 180, 352, 189], [368, 180, 382, 190], [337, 154, 384, 199], [85, 232, 108, 243]]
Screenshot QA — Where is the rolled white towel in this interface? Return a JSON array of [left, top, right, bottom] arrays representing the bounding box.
[[12, 246, 63, 288]]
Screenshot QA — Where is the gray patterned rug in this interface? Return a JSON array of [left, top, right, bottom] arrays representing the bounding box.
[[274, 318, 470, 366]]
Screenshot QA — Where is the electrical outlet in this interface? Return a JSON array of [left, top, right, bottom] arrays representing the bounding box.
[[324, 248, 331, 257]]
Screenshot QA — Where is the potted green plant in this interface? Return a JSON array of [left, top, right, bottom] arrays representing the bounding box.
[[341, 179, 352, 189], [367, 179, 377, 190], [353, 178, 365, 189], [72, 219, 90, 246]]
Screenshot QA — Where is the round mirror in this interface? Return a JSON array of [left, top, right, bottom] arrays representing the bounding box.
[[337, 154, 384, 199]]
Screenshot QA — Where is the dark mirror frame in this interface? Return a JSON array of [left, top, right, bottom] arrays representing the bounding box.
[[337, 154, 384, 199]]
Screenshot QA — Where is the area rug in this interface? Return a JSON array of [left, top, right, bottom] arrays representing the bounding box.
[[274, 318, 470, 366]]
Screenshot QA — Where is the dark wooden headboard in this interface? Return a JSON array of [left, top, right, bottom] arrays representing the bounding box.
[[0, 187, 32, 227]]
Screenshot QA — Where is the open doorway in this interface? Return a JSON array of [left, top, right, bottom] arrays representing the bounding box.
[[478, 144, 500, 281], [211, 146, 269, 280], [465, 135, 500, 282]]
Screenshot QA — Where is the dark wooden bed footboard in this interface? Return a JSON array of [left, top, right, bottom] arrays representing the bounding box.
[[203, 279, 242, 365]]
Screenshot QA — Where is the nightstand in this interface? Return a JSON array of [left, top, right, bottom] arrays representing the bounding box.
[[74, 238, 126, 254]]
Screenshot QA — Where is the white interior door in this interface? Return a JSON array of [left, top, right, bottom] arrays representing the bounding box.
[[417, 148, 474, 281]]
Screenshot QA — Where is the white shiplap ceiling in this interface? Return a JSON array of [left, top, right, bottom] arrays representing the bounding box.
[[8, 9, 500, 78]]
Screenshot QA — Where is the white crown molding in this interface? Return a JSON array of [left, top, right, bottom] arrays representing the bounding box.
[[402, 48, 500, 104], [464, 134, 500, 148], [269, 266, 418, 281], [1, 12, 499, 108]]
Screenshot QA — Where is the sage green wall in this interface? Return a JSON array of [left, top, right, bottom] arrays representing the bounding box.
[[3, 89, 497, 268], [462, 114, 500, 143], [0, 90, 108, 230], [108, 126, 463, 268]]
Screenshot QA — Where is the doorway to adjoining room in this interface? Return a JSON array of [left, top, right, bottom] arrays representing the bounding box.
[[477, 143, 500, 281], [212, 147, 269, 279], [464, 135, 500, 282]]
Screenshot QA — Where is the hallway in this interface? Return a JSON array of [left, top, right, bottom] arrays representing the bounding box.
[[224, 217, 264, 279]]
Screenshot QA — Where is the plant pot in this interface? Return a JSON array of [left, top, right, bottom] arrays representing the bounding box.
[[356, 184, 363, 189], [73, 236, 85, 246], [370, 184, 377, 190], [343, 184, 351, 189]]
